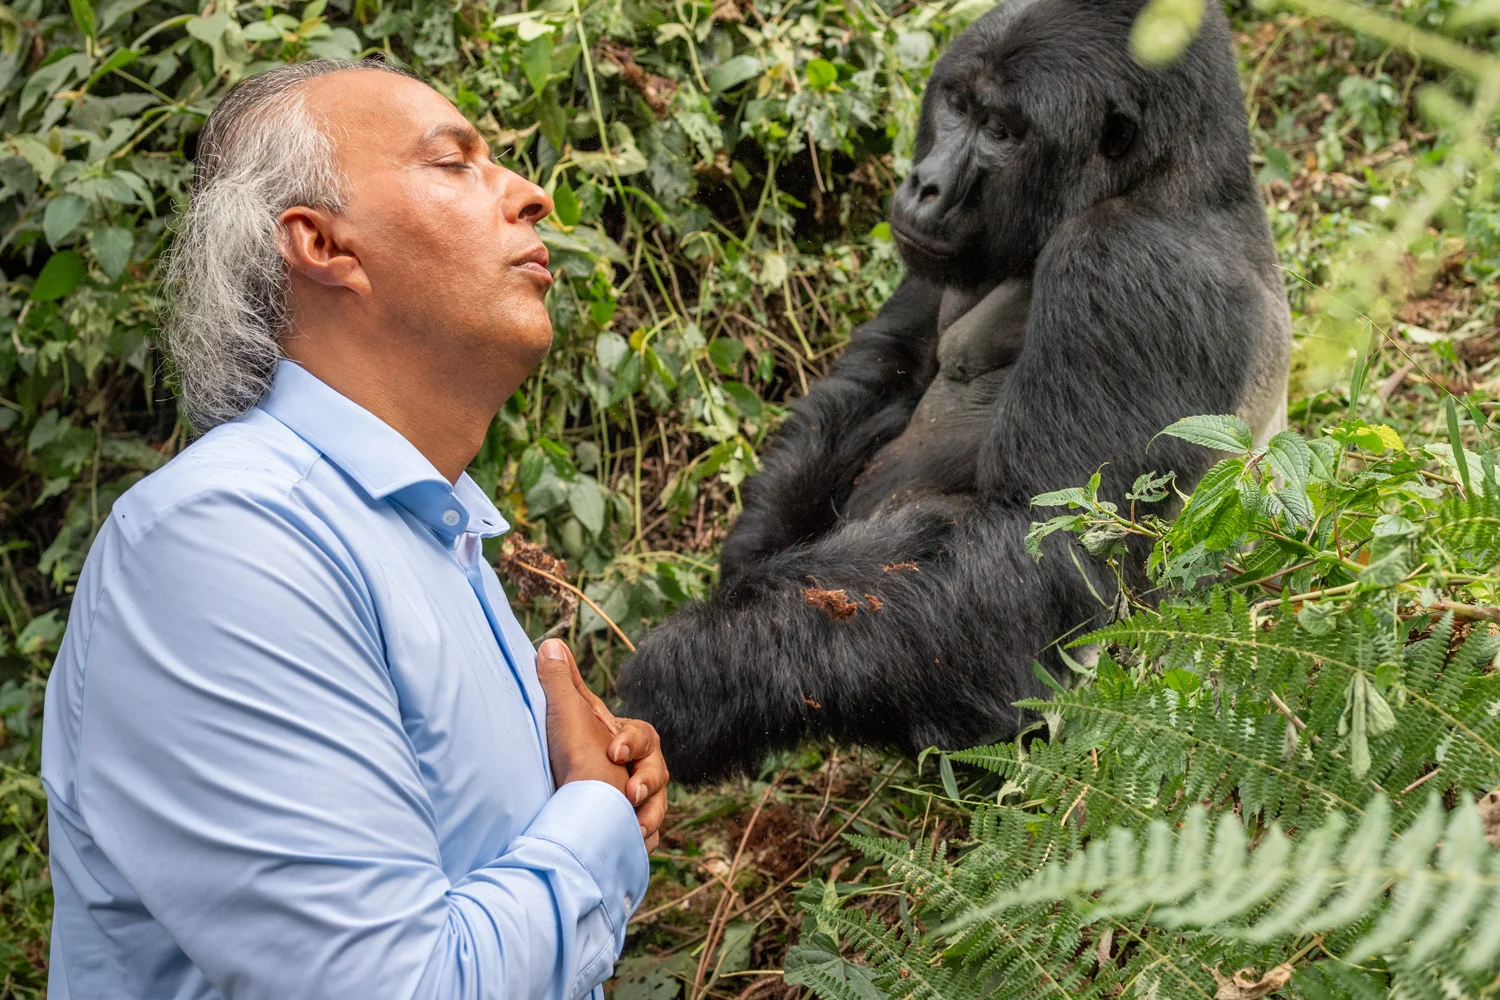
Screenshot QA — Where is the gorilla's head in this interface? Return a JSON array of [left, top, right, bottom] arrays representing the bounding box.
[[890, 0, 1254, 289]]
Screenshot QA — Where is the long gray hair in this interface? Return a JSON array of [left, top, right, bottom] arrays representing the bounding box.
[[160, 57, 405, 430]]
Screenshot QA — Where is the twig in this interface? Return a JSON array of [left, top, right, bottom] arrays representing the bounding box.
[[1059, 788, 1087, 827], [632, 877, 720, 924], [692, 782, 778, 1000], [1268, 692, 1307, 733], [512, 561, 637, 652], [720, 761, 901, 925], [1423, 601, 1500, 624], [1402, 768, 1441, 795]]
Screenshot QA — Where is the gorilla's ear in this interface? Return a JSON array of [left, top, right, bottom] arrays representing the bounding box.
[[1100, 106, 1139, 160]]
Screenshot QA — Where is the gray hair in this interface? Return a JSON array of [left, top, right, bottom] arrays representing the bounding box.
[[161, 57, 407, 430]]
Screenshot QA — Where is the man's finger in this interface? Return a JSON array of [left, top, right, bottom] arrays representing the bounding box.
[[625, 750, 668, 806], [608, 718, 659, 765], [643, 831, 660, 853], [635, 788, 668, 841]]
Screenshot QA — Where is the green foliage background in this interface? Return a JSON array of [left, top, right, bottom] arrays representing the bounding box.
[[1, 0, 1499, 994]]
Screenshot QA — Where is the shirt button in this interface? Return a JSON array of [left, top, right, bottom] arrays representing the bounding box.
[[442, 509, 461, 527], [624, 895, 633, 910]]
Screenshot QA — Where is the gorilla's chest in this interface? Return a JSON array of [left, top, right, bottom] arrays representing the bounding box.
[[842, 280, 1030, 520]]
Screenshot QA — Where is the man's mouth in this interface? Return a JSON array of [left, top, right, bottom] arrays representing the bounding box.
[[515, 245, 553, 287]]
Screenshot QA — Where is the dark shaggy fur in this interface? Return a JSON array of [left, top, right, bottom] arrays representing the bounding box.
[[616, 0, 1291, 784]]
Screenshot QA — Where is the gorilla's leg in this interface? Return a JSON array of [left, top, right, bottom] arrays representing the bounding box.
[[717, 277, 942, 584], [616, 501, 1110, 783]]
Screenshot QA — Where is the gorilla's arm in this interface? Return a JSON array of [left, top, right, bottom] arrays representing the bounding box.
[[979, 208, 1261, 507], [617, 501, 1108, 783], [621, 211, 1269, 784], [716, 276, 942, 584]]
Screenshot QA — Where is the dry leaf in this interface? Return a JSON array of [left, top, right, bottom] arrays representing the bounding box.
[[1211, 963, 1294, 1000], [1478, 785, 1500, 849]]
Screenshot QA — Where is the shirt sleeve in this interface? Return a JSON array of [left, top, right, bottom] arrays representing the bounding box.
[[71, 487, 648, 1000]]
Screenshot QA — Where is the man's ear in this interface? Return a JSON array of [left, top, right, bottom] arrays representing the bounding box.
[[278, 206, 370, 296]]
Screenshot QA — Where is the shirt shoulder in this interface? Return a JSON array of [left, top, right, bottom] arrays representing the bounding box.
[[109, 409, 326, 545]]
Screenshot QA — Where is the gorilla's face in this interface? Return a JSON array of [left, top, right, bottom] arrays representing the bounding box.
[[890, 0, 1147, 289]]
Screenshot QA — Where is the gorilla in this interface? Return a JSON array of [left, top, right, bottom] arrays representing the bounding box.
[[616, 0, 1291, 783]]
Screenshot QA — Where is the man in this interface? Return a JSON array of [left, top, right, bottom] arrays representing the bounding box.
[[40, 57, 668, 999]]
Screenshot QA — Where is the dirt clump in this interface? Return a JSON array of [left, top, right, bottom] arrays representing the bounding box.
[[805, 587, 858, 621]]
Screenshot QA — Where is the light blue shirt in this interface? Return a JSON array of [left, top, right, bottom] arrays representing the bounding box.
[[41, 360, 649, 1000]]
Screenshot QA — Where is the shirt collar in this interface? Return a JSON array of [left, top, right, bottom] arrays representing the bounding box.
[[257, 360, 509, 541]]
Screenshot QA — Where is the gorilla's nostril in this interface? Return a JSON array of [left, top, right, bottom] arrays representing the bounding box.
[[919, 185, 940, 204]]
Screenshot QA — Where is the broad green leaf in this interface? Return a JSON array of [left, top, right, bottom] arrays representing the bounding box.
[[30, 251, 84, 301], [595, 331, 628, 371], [43, 194, 86, 248], [1155, 413, 1253, 454], [709, 54, 762, 93], [521, 34, 552, 94], [90, 226, 132, 279], [706, 338, 746, 374], [83, 47, 140, 91], [70, 0, 96, 38], [758, 251, 787, 287], [552, 181, 580, 227], [12, 134, 61, 184], [805, 58, 837, 89], [568, 477, 605, 535]]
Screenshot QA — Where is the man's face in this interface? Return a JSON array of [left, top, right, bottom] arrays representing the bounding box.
[[304, 69, 556, 371]]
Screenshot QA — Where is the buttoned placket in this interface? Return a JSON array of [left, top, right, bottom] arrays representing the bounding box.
[[450, 523, 553, 786]]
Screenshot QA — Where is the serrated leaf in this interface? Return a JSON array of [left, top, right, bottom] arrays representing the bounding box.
[[1266, 431, 1311, 489], [1156, 413, 1253, 454], [43, 194, 86, 248], [90, 226, 131, 278]]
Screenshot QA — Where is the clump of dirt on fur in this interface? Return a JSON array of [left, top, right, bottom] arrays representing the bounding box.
[[881, 561, 920, 573], [863, 594, 884, 611], [805, 587, 859, 621]]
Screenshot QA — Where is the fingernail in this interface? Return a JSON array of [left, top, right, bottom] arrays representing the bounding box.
[[634, 784, 648, 805], [539, 638, 567, 660], [614, 744, 630, 763], [640, 824, 649, 839]]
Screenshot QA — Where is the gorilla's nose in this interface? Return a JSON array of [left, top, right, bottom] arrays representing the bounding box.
[[895, 164, 952, 230]]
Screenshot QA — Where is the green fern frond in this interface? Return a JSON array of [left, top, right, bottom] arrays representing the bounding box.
[[1434, 493, 1500, 570], [952, 792, 1500, 979]]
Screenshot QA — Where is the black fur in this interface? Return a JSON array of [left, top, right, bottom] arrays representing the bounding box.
[[616, 0, 1290, 784]]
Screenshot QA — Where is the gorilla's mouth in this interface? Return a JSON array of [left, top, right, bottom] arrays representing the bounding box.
[[890, 221, 961, 263]]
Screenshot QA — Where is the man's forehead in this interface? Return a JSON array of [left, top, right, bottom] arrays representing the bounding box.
[[303, 69, 466, 146]]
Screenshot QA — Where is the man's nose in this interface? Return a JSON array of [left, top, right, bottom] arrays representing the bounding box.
[[497, 167, 553, 225]]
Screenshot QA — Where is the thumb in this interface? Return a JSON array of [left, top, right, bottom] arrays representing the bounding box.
[[537, 639, 586, 715]]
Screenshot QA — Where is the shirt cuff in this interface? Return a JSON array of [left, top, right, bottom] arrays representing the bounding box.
[[526, 780, 650, 935]]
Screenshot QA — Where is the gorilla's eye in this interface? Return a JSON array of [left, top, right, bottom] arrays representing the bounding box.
[[947, 86, 971, 116], [987, 118, 1010, 141]]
